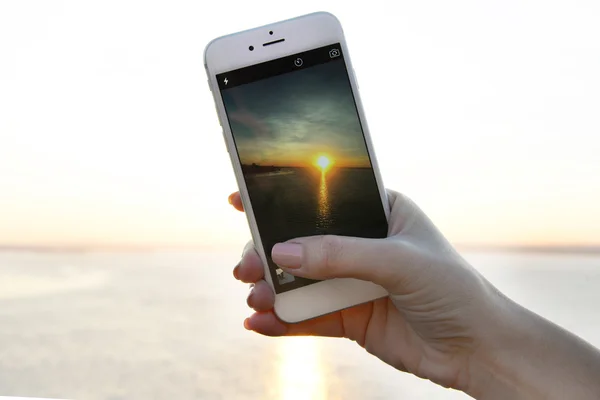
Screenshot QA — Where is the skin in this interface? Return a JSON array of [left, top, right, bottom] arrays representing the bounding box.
[[228, 189, 600, 399]]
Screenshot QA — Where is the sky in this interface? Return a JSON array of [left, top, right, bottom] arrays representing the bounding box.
[[0, 0, 599, 249], [223, 59, 370, 168]]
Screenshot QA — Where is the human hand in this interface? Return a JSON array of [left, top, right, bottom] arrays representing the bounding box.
[[229, 189, 507, 394]]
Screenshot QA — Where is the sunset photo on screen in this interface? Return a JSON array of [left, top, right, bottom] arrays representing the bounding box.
[[221, 59, 388, 292]]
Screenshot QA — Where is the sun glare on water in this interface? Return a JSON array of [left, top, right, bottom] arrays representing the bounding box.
[[275, 337, 327, 400]]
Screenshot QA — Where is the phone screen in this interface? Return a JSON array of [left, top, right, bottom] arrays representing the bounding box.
[[216, 43, 388, 293]]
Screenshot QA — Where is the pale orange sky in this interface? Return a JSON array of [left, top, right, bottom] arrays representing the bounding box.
[[1, 1, 599, 249]]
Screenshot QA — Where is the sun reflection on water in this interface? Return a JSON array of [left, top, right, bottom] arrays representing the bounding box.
[[317, 171, 330, 229], [275, 337, 327, 400]]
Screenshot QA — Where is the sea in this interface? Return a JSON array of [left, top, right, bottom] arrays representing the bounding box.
[[0, 250, 599, 400], [244, 167, 387, 239]]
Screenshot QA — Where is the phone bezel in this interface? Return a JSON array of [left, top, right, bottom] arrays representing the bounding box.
[[204, 12, 390, 323]]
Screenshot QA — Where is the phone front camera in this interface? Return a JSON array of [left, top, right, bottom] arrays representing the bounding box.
[[249, 45, 254, 51], [269, 30, 273, 35]]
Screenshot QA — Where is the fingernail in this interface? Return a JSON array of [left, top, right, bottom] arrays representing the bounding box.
[[243, 318, 251, 330], [233, 263, 240, 280], [228, 194, 234, 205], [272, 243, 303, 269]]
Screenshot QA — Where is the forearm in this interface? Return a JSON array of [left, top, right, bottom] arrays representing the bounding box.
[[467, 296, 600, 399]]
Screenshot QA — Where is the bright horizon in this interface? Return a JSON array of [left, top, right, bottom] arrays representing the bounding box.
[[1, 1, 599, 249], [222, 58, 373, 169]]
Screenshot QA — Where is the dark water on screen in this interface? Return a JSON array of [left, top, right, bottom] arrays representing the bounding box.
[[245, 167, 388, 292]]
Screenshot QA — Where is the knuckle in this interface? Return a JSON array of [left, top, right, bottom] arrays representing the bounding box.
[[394, 192, 414, 208], [319, 235, 345, 273]]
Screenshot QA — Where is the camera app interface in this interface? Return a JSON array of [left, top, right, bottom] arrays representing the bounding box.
[[217, 43, 388, 293]]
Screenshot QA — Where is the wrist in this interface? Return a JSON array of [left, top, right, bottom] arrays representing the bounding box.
[[465, 284, 600, 400], [464, 286, 541, 399]]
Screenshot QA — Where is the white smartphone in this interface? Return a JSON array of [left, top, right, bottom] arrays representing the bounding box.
[[204, 12, 390, 323]]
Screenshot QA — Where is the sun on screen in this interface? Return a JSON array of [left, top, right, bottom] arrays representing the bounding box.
[[315, 155, 332, 172]]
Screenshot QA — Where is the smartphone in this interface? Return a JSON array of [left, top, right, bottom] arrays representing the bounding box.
[[204, 12, 389, 323]]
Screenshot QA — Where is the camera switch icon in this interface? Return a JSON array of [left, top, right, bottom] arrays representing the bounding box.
[[329, 48, 340, 58]]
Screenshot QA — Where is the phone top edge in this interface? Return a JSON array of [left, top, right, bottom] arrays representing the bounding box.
[[203, 11, 342, 71]]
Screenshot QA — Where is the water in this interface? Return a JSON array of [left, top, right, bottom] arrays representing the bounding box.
[[0, 250, 599, 399], [245, 167, 388, 292], [246, 168, 386, 239]]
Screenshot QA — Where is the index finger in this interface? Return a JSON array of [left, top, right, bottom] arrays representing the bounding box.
[[228, 192, 244, 212]]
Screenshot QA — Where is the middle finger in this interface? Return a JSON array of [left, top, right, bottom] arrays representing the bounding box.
[[235, 244, 265, 284], [246, 279, 275, 312]]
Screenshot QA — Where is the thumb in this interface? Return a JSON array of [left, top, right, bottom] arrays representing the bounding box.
[[271, 235, 400, 288]]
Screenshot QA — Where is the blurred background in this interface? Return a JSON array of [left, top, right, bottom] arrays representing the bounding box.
[[0, 1, 599, 399]]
